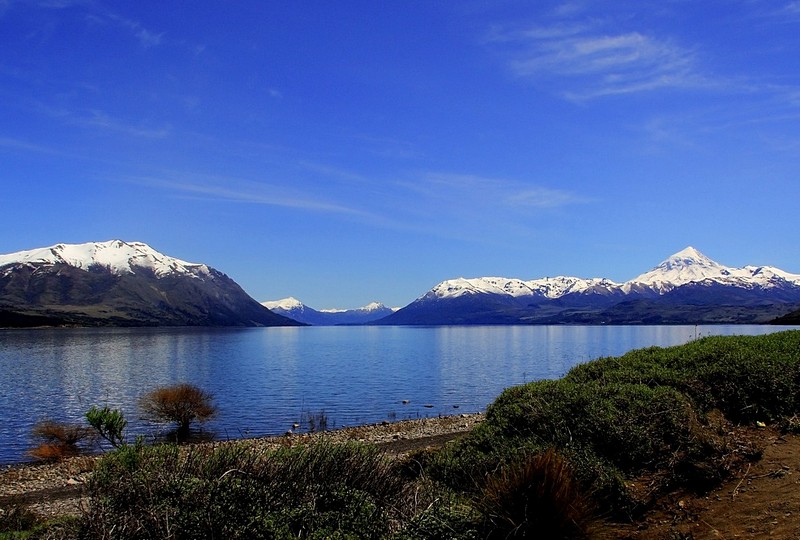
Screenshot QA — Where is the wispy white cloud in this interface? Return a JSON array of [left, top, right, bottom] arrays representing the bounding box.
[[0, 136, 67, 155], [121, 166, 589, 247], [402, 173, 590, 211], [122, 173, 375, 218], [487, 14, 709, 101], [78, 109, 170, 138], [134, 27, 163, 48], [376, 172, 593, 246], [34, 102, 171, 139], [102, 13, 164, 49], [783, 1, 800, 14], [506, 186, 589, 208]]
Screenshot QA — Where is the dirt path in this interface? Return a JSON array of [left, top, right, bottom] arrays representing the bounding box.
[[602, 428, 800, 539]]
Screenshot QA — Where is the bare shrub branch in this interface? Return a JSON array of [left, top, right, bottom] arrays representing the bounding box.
[[139, 383, 216, 439]]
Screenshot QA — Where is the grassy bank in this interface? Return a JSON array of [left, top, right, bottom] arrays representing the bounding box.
[[4, 330, 799, 539]]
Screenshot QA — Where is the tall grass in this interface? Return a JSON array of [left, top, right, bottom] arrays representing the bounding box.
[[82, 440, 413, 539]]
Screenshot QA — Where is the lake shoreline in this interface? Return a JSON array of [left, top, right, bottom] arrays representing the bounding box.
[[0, 413, 484, 518]]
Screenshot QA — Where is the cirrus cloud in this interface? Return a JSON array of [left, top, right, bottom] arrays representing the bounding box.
[[488, 21, 709, 101]]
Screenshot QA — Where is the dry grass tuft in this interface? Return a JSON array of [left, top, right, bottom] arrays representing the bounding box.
[[479, 448, 596, 539]]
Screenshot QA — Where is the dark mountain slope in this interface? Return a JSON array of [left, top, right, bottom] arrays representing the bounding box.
[[0, 241, 300, 327]]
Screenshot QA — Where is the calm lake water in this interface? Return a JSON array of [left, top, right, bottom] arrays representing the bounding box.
[[0, 325, 794, 464]]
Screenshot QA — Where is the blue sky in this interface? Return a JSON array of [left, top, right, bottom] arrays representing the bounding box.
[[2, 1, 799, 309]]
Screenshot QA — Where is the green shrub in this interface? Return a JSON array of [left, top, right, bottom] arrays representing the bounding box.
[[0, 507, 80, 540], [393, 495, 481, 540], [83, 440, 412, 539], [85, 405, 127, 448], [483, 379, 704, 476], [428, 332, 800, 517], [566, 332, 800, 423]]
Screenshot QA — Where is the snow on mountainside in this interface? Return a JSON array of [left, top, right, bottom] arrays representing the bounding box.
[[262, 297, 395, 325], [626, 246, 800, 294], [423, 275, 622, 302], [377, 246, 800, 325], [262, 297, 306, 312], [321, 302, 392, 314], [0, 240, 297, 327], [0, 240, 211, 278], [419, 247, 800, 302]]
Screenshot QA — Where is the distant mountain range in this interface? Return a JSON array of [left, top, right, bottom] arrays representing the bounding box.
[[1, 242, 798, 327], [0, 240, 300, 327], [262, 297, 396, 325], [375, 247, 800, 325]]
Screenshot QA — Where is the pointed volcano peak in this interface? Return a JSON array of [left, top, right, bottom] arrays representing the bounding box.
[[630, 247, 728, 287], [659, 246, 721, 271]]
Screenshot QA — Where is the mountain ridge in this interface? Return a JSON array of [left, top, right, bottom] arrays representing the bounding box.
[[0, 240, 300, 328], [262, 297, 396, 325], [2, 242, 798, 327], [376, 247, 800, 325]]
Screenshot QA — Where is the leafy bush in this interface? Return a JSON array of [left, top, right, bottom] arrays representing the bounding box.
[[566, 332, 800, 423], [139, 383, 216, 441], [85, 406, 127, 448]]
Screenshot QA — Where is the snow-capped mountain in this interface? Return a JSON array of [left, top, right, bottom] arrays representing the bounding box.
[[262, 297, 395, 325], [378, 247, 800, 325], [624, 246, 800, 294], [0, 240, 212, 279], [0, 240, 300, 327]]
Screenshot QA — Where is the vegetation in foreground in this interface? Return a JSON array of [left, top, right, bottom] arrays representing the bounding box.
[[5, 331, 800, 539]]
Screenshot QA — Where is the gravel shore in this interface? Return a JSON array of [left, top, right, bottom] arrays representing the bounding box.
[[0, 413, 483, 519]]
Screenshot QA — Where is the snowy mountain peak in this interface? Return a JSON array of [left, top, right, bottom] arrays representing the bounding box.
[[658, 246, 720, 272], [426, 277, 539, 300], [383, 246, 800, 325], [260, 297, 394, 325], [412, 246, 800, 309], [630, 247, 728, 290], [262, 297, 305, 311], [0, 240, 211, 278]]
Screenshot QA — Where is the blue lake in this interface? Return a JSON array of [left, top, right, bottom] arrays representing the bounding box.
[[0, 324, 794, 464]]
